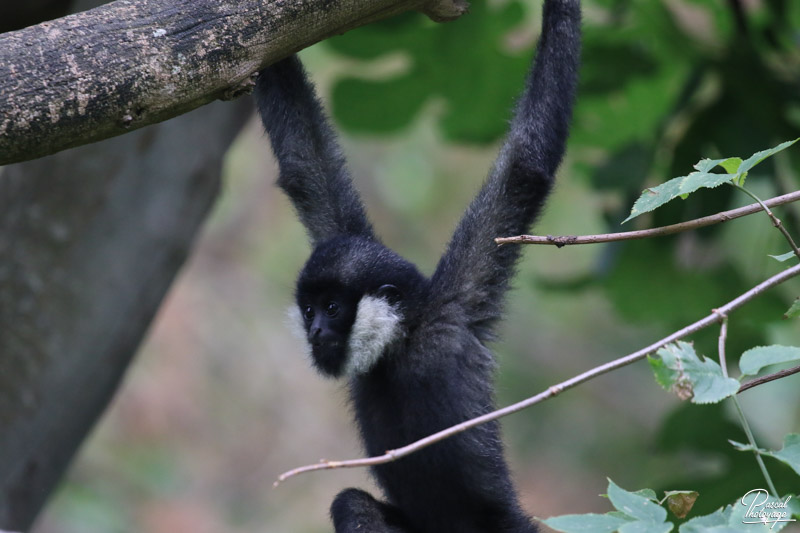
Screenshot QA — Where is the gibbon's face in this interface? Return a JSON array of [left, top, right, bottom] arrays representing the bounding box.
[[296, 286, 360, 377], [290, 282, 404, 378]]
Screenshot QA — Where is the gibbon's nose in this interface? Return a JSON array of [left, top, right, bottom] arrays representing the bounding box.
[[309, 326, 322, 345]]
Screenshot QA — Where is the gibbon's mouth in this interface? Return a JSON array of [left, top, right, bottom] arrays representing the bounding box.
[[311, 339, 341, 348], [310, 344, 346, 377]]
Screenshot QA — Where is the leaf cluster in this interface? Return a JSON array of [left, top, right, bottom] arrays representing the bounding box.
[[543, 479, 800, 533]]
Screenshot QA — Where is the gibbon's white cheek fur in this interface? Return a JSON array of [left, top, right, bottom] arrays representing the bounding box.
[[344, 295, 401, 376], [286, 297, 401, 376]]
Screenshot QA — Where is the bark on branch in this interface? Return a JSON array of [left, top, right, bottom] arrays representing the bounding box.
[[0, 0, 467, 165]]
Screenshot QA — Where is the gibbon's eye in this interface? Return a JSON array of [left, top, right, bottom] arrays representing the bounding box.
[[303, 306, 314, 321], [326, 301, 339, 317]]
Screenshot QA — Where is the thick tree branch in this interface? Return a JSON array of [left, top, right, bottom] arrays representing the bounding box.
[[0, 0, 467, 165]]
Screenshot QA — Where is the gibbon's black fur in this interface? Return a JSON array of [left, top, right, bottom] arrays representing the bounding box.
[[254, 1, 581, 531]]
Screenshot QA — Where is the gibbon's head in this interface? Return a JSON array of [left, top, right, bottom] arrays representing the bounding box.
[[289, 236, 425, 378]]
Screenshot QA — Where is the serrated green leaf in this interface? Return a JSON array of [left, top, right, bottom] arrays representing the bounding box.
[[656, 342, 740, 404], [739, 345, 800, 375], [694, 157, 743, 174], [541, 513, 632, 533], [769, 252, 797, 263], [785, 299, 800, 319], [694, 158, 729, 172], [682, 495, 797, 532], [720, 158, 744, 174], [608, 479, 668, 523], [633, 488, 659, 501], [730, 435, 800, 476], [619, 521, 673, 533], [623, 171, 736, 223], [678, 508, 729, 532], [648, 355, 677, 390], [625, 139, 800, 223], [737, 138, 800, 175], [788, 495, 800, 519], [770, 434, 800, 476]]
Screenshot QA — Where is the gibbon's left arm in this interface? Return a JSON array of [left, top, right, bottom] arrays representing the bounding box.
[[429, 0, 581, 340], [254, 56, 376, 245]]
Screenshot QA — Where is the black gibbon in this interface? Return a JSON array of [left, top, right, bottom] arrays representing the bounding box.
[[254, 1, 581, 531]]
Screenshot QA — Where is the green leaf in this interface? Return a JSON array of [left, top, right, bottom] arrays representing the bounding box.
[[739, 345, 800, 376], [694, 157, 742, 174], [545, 481, 674, 533], [731, 434, 800, 477], [770, 434, 800, 476], [542, 513, 632, 533], [769, 252, 797, 263], [608, 479, 668, 523], [785, 299, 800, 319], [624, 139, 800, 223], [655, 342, 740, 404], [788, 495, 800, 519], [695, 157, 746, 186], [737, 138, 800, 175], [623, 171, 736, 223], [681, 495, 798, 532], [619, 521, 673, 533], [648, 355, 677, 390], [633, 489, 659, 501], [678, 507, 729, 532], [719, 158, 744, 174]]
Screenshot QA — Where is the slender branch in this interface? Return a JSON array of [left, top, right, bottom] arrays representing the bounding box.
[[274, 263, 800, 486], [738, 364, 800, 394], [717, 314, 729, 378], [731, 395, 779, 497], [733, 185, 800, 260], [494, 190, 800, 247], [716, 313, 778, 496]]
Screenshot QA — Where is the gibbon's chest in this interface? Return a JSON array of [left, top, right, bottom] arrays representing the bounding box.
[[350, 348, 490, 455]]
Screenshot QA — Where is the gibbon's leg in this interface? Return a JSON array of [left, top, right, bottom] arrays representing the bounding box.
[[331, 488, 414, 533]]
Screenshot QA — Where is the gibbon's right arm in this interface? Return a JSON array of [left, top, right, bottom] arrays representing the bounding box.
[[254, 56, 375, 245], [430, 0, 581, 341]]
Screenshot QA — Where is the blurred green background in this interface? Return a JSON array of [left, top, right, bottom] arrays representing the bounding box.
[[33, 0, 800, 531]]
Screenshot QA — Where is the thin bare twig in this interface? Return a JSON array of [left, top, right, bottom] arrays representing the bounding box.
[[494, 190, 800, 247], [738, 364, 800, 394], [733, 185, 800, 261], [274, 263, 800, 486], [716, 313, 729, 378]]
